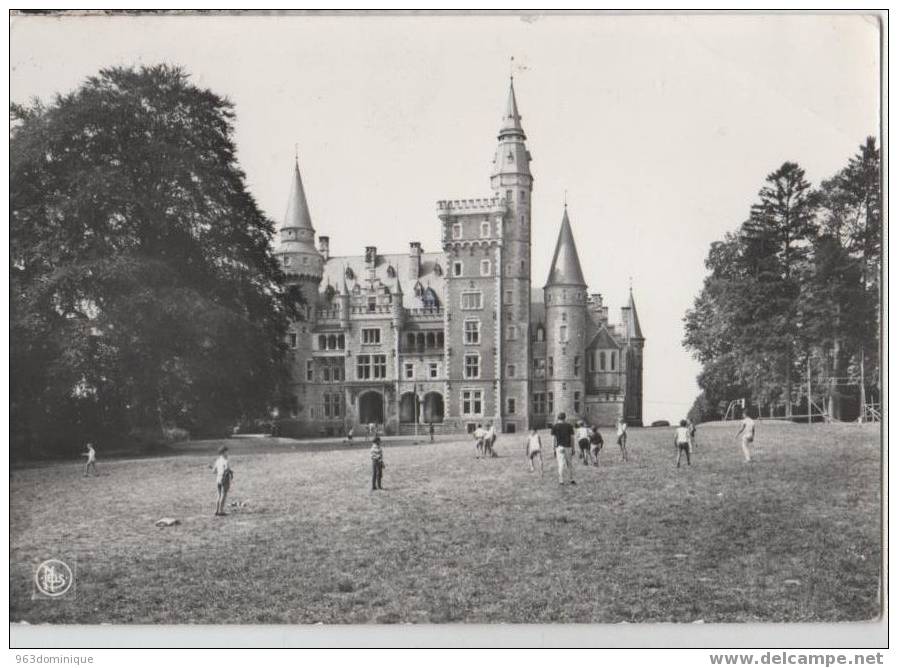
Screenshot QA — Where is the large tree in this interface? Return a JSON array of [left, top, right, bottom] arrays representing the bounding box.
[[11, 64, 293, 456]]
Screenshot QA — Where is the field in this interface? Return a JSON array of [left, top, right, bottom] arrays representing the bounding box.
[[10, 421, 881, 624]]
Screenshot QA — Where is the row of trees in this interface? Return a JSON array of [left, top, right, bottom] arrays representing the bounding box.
[[684, 139, 881, 422], [11, 65, 300, 457]]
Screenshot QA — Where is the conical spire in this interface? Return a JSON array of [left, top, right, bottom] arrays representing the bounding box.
[[626, 288, 644, 339], [282, 158, 314, 235], [545, 205, 586, 287], [498, 76, 525, 138]]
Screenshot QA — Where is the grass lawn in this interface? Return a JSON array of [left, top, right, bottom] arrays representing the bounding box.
[[10, 421, 881, 624]]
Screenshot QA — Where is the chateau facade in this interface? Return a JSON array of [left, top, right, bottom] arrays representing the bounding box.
[[275, 79, 644, 437]]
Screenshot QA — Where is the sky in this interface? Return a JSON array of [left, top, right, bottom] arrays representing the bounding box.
[[10, 12, 881, 422]]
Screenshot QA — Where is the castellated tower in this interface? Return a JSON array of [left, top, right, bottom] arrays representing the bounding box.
[[274, 158, 324, 412], [544, 206, 589, 420], [490, 77, 533, 433]]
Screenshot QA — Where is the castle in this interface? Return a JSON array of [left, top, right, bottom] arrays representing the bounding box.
[[274, 78, 644, 436]]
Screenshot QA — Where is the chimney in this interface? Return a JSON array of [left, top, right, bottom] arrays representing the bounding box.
[[588, 293, 603, 311], [620, 305, 631, 338], [409, 241, 422, 279], [318, 236, 330, 261], [365, 246, 377, 267]]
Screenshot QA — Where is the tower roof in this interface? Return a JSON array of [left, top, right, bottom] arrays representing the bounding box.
[[625, 288, 645, 339], [498, 77, 525, 138], [281, 158, 315, 235], [545, 206, 587, 287]]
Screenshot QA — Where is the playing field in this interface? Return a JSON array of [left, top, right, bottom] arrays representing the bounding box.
[[10, 421, 881, 624]]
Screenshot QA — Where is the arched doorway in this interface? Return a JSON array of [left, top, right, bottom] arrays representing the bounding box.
[[358, 391, 384, 425], [423, 392, 444, 423], [399, 392, 417, 423]]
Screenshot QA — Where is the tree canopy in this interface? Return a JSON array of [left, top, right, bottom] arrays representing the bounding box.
[[11, 64, 294, 456], [684, 140, 881, 422]]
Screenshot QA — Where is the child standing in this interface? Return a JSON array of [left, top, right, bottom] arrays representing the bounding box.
[[473, 424, 486, 458], [674, 419, 692, 467], [82, 442, 97, 477], [211, 446, 233, 516], [616, 417, 630, 461], [370, 436, 385, 490], [524, 429, 544, 475], [735, 412, 756, 463]]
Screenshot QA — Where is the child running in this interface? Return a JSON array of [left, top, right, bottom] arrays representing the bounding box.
[[576, 421, 591, 465], [82, 442, 97, 477], [370, 436, 385, 490], [674, 419, 692, 467], [589, 426, 604, 466], [524, 428, 544, 476], [211, 446, 233, 516]]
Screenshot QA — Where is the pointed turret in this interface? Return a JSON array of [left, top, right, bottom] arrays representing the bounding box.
[[545, 206, 586, 287], [626, 288, 644, 340], [498, 76, 525, 139], [277, 157, 319, 257]]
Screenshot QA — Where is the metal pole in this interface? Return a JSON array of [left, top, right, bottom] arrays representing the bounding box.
[[807, 356, 812, 425]]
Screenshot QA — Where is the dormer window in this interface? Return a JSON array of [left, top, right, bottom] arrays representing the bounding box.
[[434, 263, 443, 276], [345, 267, 354, 280], [386, 265, 396, 278]]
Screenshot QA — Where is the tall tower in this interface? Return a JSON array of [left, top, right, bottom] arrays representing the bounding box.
[[275, 157, 324, 413], [621, 288, 645, 426], [491, 76, 533, 433], [544, 206, 588, 419]]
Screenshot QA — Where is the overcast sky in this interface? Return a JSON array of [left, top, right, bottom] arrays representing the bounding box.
[[10, 12, 880, 422]]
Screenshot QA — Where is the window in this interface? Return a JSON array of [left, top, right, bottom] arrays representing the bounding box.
[[429, 362, 439, 378], [547, 391, 554, 415], [461, 292, 482, 310], [520, 190, 526, 201], [356, 355, 372, 380], [284, 256, 292, 267], [462, 389, 483, 416], [506, 325, 518, 341], [536, 326, 545, 342], [481, 221, 490, 238], [288, 332, 297, 349], [548, 357, 554, 377], [322, 362, 331, 382], [404, 363, 414, 379], [532, 392, 546, 414], [610, 351, 617, 371], [588, 353, 596, 373], [330, 359, 344, 382], [362, 328, 381, 345], [562, 312, 567, 322], [367, 297, 376, 313], [324, 393, 343, 419], [533, 358, 546, 378], [505, 189, 512, 202], [505, 290, 513, 304], [507, 364, 516, 378], [453, 261, 463, 277], [574, 391, 581, 415], [507, 397, 516, 415], [506, 423, 517, 434], [600, 351, 607, 371], [574, 356, 581, 377], [464, 353, 480, 379], [480, 259, 491, 276], [373, 355, 387, 379], [306, 360, 313, 382], [452, 223, 462, 239], [464, 319, 480, 345], [559, 325, 568, 342]]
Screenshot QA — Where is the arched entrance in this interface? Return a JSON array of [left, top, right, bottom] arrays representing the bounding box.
[[399, 392, 417, 424], [358, 391, 384, 425], [423, 392, 444, 423]]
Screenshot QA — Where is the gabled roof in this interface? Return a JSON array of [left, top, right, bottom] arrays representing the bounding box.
[[545, 207, 587, 287], [587, 325, 621, 350]]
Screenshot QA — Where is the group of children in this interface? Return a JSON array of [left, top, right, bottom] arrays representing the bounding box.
[[472, 422, 499, 458]]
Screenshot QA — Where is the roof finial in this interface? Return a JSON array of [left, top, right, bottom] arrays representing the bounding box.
[[294, 143, 299, 162], [509, 55, 514, 81], [629, 276, 633, 292], [564, 189, 568, 208]]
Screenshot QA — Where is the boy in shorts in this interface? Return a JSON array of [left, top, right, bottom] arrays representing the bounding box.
[[524, 429, 544, 476], [736, 412, 756, 463], [674, 419, 692, 467], [211, 446, 233, 516], [616, 417, 630, 461], [576, 420, 591, 465], [82, 442, 97, 477], [589, 426, 604, 466]]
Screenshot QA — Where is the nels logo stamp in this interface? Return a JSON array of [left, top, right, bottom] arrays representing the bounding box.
[[33, 559, 75, 599]]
